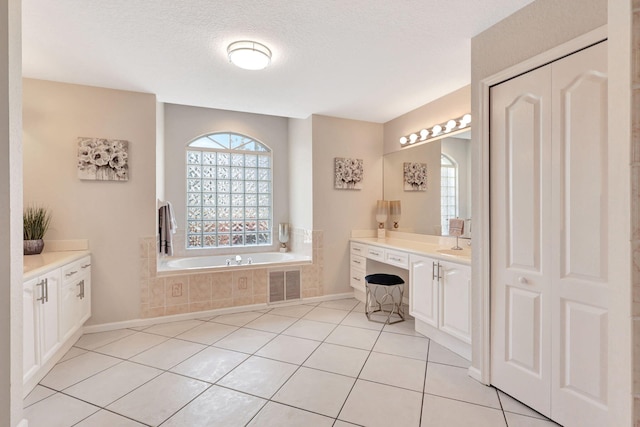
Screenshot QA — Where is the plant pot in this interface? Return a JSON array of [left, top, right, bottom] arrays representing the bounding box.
[[24, 239, 44, 255]]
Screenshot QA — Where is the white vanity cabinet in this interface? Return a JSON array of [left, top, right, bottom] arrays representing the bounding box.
[[350, 243, 367, 293], [438, 260, 471, 344], [23, 268, 61, 387], [23, 252, 91, 396], [409, 254, 438, 327]]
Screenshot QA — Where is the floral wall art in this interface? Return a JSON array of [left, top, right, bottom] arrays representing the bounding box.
[[404, 162, 427, 191], [334, 157, 363, 190], [77, 137, 129, 181]]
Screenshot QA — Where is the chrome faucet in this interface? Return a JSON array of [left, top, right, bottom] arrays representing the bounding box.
[[247, 257, 252, 265], [225, 259, 231, 266], [235, 255, 242, 265]]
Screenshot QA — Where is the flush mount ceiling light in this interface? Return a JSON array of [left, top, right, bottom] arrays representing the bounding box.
[[227, 40, 272, 70]]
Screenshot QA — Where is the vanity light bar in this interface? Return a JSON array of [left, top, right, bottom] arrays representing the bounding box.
[[399, 114, 471, 147]]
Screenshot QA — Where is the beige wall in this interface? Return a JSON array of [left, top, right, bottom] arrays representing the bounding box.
[[312, 115, 383, 296], [1, 1, 23, 425], [288, 117, 313, 230], [383, 85, 470, 155], [22, 79, 157, 325], [163, 103, 289, 256]]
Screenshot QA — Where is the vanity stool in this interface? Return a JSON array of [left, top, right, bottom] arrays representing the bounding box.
[[364, 273, 405, 324]]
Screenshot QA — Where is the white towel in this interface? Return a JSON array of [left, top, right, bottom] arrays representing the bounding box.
[[449, 218, 464, 237], [159, 202, 177, 256]]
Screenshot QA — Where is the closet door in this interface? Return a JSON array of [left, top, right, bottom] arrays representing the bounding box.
[[490, 41, 608, 427], [550, 41, 608, 427], [490, 64, 553, 417]]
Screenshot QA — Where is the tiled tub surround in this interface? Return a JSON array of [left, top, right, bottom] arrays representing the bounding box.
[[24, 297, 557, 427], [139, 228, 323, 318]]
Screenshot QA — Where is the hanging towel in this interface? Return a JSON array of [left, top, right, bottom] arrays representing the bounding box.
[[449, 218, 465, 237], [159, 202, 177, 256]]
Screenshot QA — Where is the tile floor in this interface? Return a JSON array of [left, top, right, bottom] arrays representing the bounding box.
[[24, 298, 559, 427]]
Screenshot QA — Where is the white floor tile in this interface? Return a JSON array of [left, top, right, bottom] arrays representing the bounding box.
[[267, 304, 314, 318], [218, 356, 297, 398], [171, 346, 248, 383], [24, 392, 99, 427], [59, 346, 88, 363], [352, 302, 366, 313], [281, 318, 337, 341], [303, 306, 350, 324], [334, 421, 361, 427], [360, 352, 426, 392], [504, 412, 561, 426], [247, 401, 334, 427], [273, 367, 355, 418], [498, 391, 548, 420], [106, 372, 209, 426], [40, 352, 121, 390], [428, 341, 470, 368], [64, 361, 162, 407], [23, 385, 56, 408], [340, 311, 385, 331], [130, 338, 206, 370], [141, 319, 205, 337], [325, 325, 380, 350], [373, 331, 429, 360], [244, 313, 298, 333], [211, 311, 264, 326], [424, 363, 501, 409], [162, 385, 266, 427], [318, 298, 359, 311], [95, 331, 168, 359], [421, 394, 507, 427], [339, 379, 423, 427], [175, 321, 238, 345], [75, 329, 137, 350], [213, 328, 276, 354], [382, 318, 424, 336], [303, 342, 369, 377], [75, 409, 146, 426], [255, 334, 320, 364]]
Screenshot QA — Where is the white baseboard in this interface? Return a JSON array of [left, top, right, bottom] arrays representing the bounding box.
[[468, 366, 487, 385], [83, 292, 357, 334]]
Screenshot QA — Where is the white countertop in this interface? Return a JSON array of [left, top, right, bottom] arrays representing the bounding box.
[[350, 236, 471, 265], [24, 250, 91, 281]]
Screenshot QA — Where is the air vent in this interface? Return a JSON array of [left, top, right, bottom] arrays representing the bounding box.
[[269, 270, 301, 303]]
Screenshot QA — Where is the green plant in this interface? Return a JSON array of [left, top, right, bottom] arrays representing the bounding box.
[[23, 206, 51, 240]]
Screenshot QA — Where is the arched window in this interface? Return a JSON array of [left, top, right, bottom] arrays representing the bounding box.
[[441, 153, 458, 235], [186, 132, 272, 248]]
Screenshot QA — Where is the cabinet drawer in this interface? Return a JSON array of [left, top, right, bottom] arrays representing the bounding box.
[[366, 246, 385, 261], [350, 254, 366, 270], [350, 242, 367, 256], [350, 267, 366, 292], [62, 256, 91, 283], [385, 249, 408, 268]]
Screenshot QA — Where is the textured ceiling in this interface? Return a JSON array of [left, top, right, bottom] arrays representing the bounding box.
[[22, 0, 533, 123]]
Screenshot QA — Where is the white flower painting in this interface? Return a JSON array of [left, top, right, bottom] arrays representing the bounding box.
[[77, 137, 129, 181], [334, 157, 363, 190], [404, 162, 427, 191]]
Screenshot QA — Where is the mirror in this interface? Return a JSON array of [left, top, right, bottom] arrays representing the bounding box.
[[383, 130, 471, 236]]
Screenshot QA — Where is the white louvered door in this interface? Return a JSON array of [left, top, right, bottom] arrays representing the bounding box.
[[490, 41, 608, 427]]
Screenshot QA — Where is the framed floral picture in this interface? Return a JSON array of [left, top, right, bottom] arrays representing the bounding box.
[[77, 137, 129, 181], [334, 157, 363, 190], [404, 162, 427, 191]]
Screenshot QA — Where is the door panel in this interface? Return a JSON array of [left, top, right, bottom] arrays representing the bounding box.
[[551, 41, 608, 427], [505, 286, 541, 374]]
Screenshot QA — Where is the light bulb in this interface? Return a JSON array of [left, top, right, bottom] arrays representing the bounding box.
[[400, 136, 408, 145], [419, 129, 429, 140], [409, 133, 418, 144], [445, 119, 456, 133], [432, 125, 442, 136]]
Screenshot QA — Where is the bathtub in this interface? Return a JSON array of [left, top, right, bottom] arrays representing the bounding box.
[[158, 251, 312, 274]]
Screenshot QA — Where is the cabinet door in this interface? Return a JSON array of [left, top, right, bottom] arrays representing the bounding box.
[[409, 255, 437, 327], [23, 278, 40, 383], [39, 269, 61, 363], [79, 273, 91, 323], [438, 261, 471, 344], [59, 279, 80, 342]]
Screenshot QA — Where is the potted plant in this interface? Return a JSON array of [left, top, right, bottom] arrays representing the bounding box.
[[23, 206, 51, 255]]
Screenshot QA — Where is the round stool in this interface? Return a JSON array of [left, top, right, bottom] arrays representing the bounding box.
[[364, 273, 405, 324]]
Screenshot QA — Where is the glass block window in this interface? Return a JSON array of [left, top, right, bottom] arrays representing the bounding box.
[[186, 133, 272, 249], [441, 154, 458, 235]]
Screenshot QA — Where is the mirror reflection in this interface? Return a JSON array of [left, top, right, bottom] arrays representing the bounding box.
[[383, 130, 471, 236]]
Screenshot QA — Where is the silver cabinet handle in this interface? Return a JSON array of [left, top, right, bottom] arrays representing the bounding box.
[[65, 270, 78, 277], [36, 279, 46, 304], [518, 277, 528, 285], [44, 278, 49, 303], [352, 276, 361, 282], [81, 263, 91, 269], [353, 259, 361, 265], [432, 262, 442, 280], [76, 280, 84, 298]]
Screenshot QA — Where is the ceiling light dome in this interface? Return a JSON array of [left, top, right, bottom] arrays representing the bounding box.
[[227, 40, 272, 70]]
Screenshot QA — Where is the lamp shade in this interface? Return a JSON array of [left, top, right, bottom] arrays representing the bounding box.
[[228, 40, 272, 70], [375, 200, 388, 225]]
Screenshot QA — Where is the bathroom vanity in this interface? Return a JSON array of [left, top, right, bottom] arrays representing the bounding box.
[[350, 231, 471, 359], [23, 250, 92, 396]]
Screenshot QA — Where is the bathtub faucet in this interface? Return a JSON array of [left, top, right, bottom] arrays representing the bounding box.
[[235, 255, 242, 265]]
